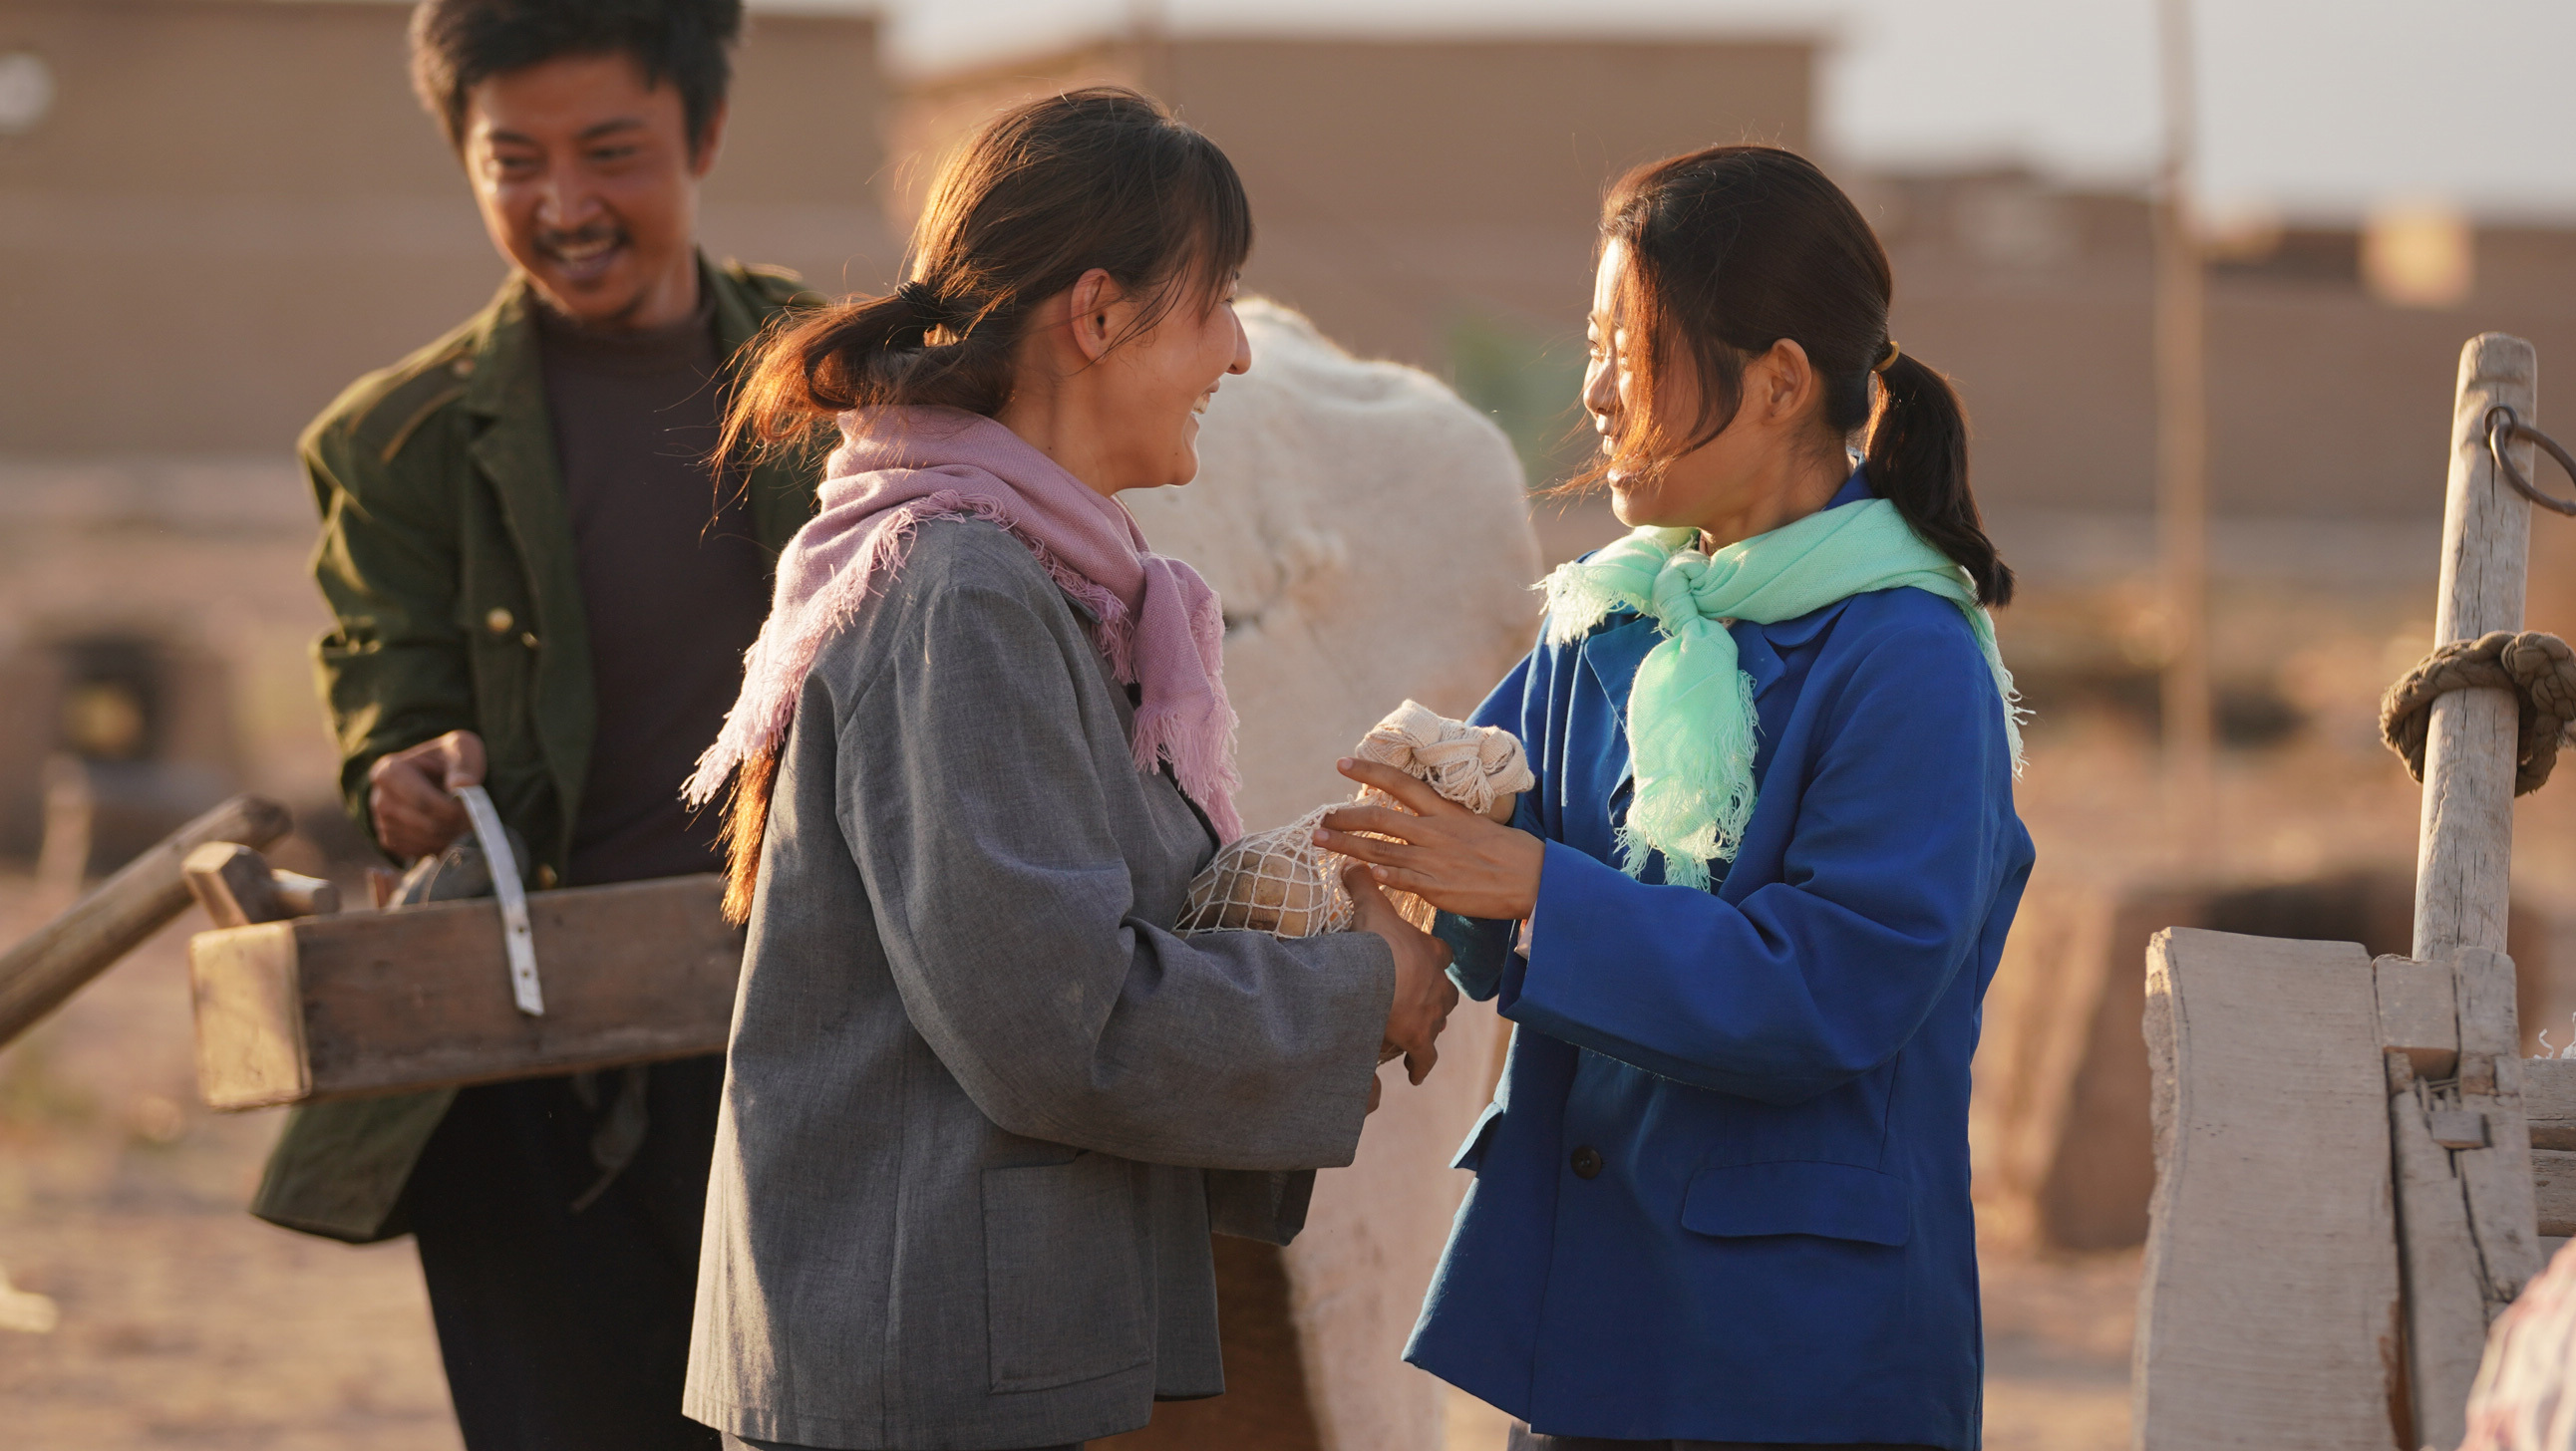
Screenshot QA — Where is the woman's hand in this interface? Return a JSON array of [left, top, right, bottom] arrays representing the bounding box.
[[1318, 759, 1545, 923], [1346, 863, 1456, 1085]]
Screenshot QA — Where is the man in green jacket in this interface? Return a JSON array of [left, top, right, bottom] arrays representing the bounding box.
[[263, 3, 818, 1446]]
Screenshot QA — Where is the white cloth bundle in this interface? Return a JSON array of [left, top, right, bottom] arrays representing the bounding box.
[[1177, 701, 1535, 938]]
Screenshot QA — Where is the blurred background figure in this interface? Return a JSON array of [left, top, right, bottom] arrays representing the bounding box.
[[2, 2, 2576, 1449]]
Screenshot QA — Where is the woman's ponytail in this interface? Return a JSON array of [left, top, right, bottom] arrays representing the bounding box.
[[1867, 352, 2013, 607], [718, 284, 1020, 468]]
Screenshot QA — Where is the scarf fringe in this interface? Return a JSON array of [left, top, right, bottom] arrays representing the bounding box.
[[1132, 697, 1246, 840], [686, 493, 1153, 809], [1616, 662, 1760, 888], [688, 490, 1244, 860], [1537, 503, 2025, 885]]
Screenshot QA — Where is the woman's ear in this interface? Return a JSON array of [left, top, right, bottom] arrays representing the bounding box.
[[1756, 338, 1816, 425], [1066, 267, 1122, 363]]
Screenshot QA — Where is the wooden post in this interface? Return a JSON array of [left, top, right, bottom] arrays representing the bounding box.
[[2391, 333, 2542, 1450], [2153, 0, 2216, 842], [2415, 335, 2537, 959], [2133, 336, 2552, 1451], [0, 793, 291, 1049]]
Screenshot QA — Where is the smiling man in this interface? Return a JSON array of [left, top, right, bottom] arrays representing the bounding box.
[[255, 4, 822, 1448]]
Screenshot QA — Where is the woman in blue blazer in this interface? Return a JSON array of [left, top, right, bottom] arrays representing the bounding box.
[[1318, 146, 2034, 1450]]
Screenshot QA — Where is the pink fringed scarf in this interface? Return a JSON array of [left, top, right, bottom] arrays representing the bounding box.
[[685, 406, 1243, 840]]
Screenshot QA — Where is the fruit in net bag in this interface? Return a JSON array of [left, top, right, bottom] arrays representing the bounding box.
[[1177, 805, 1354, 937], [1177, 700, 1535, 938]]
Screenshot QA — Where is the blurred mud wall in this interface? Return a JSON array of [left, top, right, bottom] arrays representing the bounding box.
[[0, 0, 900, 868], [0, 0, 895, 457], [1867, 172, 2576, 523]]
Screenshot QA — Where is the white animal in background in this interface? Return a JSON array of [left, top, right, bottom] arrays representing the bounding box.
[[2464, 1239, 2576, 1450], [1125, 299, 1541, 1451]]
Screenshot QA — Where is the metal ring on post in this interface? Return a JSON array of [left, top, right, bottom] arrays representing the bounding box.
[[2485, 406, 2576, 517]]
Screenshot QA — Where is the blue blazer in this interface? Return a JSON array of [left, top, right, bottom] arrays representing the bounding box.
[[1405, 479, 2035, 1449]]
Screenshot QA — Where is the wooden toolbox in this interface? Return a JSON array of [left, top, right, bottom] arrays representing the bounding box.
[[188, 872, 743, 1110]]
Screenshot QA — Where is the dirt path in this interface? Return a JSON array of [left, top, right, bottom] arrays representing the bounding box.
[[0, 880, 459, 1449], [0, 875, 2137, 1450]]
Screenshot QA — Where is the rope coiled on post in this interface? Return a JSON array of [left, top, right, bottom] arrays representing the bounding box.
[[2380, 630, 2576, 795]]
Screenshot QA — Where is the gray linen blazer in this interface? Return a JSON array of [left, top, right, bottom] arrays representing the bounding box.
[[684, 518, 1395, 1450]]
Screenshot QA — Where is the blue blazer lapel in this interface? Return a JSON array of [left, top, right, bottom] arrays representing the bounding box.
[[1578, 615, 1661, 732], [1576, 615, 1663, 807]]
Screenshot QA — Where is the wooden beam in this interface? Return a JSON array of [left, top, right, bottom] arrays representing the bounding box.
[[2532, 1148, 2576, 1237], [2391, 1057, 2492, 1451], [187, 873, 742, 1110], [0, 794, 292, 1049], [2134, 928, 2406, 1451], [270, 872, 339, 919], [2385, 946, 2546, 1451], [2414, 335, 2537, 960], [2523, 1056, 2576, 1152], [182, 842, 286, 929], [2451, 949, 2541, 1307], [2378, 953, 2460, 1081], [183, 844, 339, 928], [2388, 335, 2542, 1447]]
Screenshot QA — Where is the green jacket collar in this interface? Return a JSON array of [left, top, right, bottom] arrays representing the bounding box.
[[445, 258, 818, 867], [452, 257, 814, 551]]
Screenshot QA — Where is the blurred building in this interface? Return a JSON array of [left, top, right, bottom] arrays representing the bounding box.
[[0, 0, 896, 859], [0, 0, 896, 457], [900, 32, 2576, 550], [8, 4, 2576, 850], [1866, 169, 2576, 532]]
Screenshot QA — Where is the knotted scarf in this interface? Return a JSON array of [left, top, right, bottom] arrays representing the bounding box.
[[1539, 498, 2023, 889], [686, 406, 1242, 840]]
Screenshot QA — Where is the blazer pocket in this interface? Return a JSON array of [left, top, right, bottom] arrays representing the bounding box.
[[981, 1155, 1152, 1393], [1450, 1101, 1505, 1173], [1680, 1160, 1912, 1247]]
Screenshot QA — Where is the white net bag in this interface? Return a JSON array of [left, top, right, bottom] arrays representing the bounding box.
[[1175, 804, 1357, 937], [1177, 700, 1535, 939]]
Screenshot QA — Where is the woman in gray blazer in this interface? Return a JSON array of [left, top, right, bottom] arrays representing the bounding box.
[[677, 89, 1458, 1451]]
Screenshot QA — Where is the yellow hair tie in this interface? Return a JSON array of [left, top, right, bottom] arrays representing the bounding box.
[[1873, 339, 1902, 374]]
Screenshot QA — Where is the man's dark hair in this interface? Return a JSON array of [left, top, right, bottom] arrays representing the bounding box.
[[409, 0, 743, 155]]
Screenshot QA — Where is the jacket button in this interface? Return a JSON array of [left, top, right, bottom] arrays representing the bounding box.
[[483, 607, 512, 635], [1570, 1146, 1603, 1180], [535, 865, 557, 889], [519, 632, 539, 650]]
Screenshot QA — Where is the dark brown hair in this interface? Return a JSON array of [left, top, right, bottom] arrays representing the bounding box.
[[409, 0, 741, 156], [1590, 145, 2013, 607], [713, 85, 1253, 923]]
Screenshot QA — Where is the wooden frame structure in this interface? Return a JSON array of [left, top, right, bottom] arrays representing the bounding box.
[[2136, 335, 2557, 1450], [183, 864, 741, 1109]]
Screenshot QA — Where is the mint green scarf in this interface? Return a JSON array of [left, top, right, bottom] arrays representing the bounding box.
[[1540, 498, 2024, 889]]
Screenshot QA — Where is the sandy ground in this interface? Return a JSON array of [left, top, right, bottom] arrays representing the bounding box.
[[0, 881, 461, 1450], [0, 868, 2138, 1451]]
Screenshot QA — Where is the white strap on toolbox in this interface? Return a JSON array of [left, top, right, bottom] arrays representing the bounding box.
[[454, 784, 544, 1016]]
